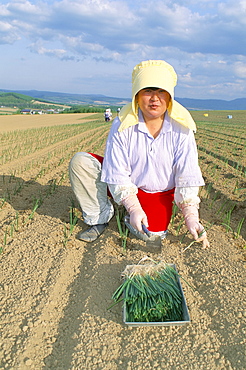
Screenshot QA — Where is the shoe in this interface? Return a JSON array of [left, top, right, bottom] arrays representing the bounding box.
[[77, 223, 108, 242]]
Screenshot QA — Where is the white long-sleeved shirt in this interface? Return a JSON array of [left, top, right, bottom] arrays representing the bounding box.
[[101, 110, 204, 206]]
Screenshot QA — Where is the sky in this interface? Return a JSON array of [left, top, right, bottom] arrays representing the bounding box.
[[0, 0, 246, 100]]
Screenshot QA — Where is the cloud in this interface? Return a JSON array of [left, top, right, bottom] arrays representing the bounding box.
[[7, 0, 42, 15], [28, 41, 68, 59], [219, 0, 246, 24], [0, 0, 244, 58], [0, 0, 246, 99], [234, 61, 246, 78], [0, 20, 20, 44]]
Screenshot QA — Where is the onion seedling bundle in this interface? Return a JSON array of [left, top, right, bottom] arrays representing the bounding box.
[[111, 261, 184, 323]]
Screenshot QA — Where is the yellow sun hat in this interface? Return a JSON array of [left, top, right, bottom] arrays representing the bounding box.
[[132, 60, 177, 101], [118, 60, 196, 132]]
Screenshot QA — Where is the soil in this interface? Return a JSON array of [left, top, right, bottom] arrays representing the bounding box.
[[0, 113, 245, 370]]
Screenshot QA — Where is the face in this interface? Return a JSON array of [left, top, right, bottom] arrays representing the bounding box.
[[136, 87, 171, 122]]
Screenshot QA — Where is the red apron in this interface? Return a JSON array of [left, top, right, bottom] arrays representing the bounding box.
[[88, 153, 174, 232]]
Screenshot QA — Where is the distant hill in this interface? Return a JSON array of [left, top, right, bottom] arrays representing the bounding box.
[[0, 89, 245, 110], [0, 91, 67, 109], [176, 97, 246, 111], [0, 92, 35, 107], [0, 89, 129, 108]]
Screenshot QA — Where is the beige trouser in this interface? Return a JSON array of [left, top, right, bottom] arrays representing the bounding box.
[[69, 152, 114, 225]]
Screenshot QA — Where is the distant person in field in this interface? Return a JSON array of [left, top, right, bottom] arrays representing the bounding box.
[[104, 109, 112, 122], [69, 60, 209, 248]]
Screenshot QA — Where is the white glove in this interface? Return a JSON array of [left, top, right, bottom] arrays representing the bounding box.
[[122, 194, 148, 233], [181, 204, 210, 249]]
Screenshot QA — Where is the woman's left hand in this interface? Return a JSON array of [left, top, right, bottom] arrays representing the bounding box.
[[181, 204, 210, 249], [192, 223, 210, 249]]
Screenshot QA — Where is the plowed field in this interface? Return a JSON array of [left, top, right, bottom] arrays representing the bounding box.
[[0, 111, 245, 369]]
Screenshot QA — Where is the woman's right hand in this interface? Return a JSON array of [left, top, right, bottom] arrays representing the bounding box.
[[129, 208, 148, 233], [121, 194, 148, 233]]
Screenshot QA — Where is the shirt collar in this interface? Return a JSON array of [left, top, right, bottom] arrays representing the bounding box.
[[138, 109, 172, 135]]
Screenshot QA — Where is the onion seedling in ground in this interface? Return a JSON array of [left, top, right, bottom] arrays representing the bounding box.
[[235, 218, 245, 239], [115, 205, 129, 253], [63, 205, 79, 246]]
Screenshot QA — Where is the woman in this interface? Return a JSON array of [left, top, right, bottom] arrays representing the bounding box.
[[69, 60, 209, 248]]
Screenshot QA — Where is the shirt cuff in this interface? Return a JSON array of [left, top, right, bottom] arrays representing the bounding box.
[[174, 186, 200, 208], [107, 183, 138, 204]]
